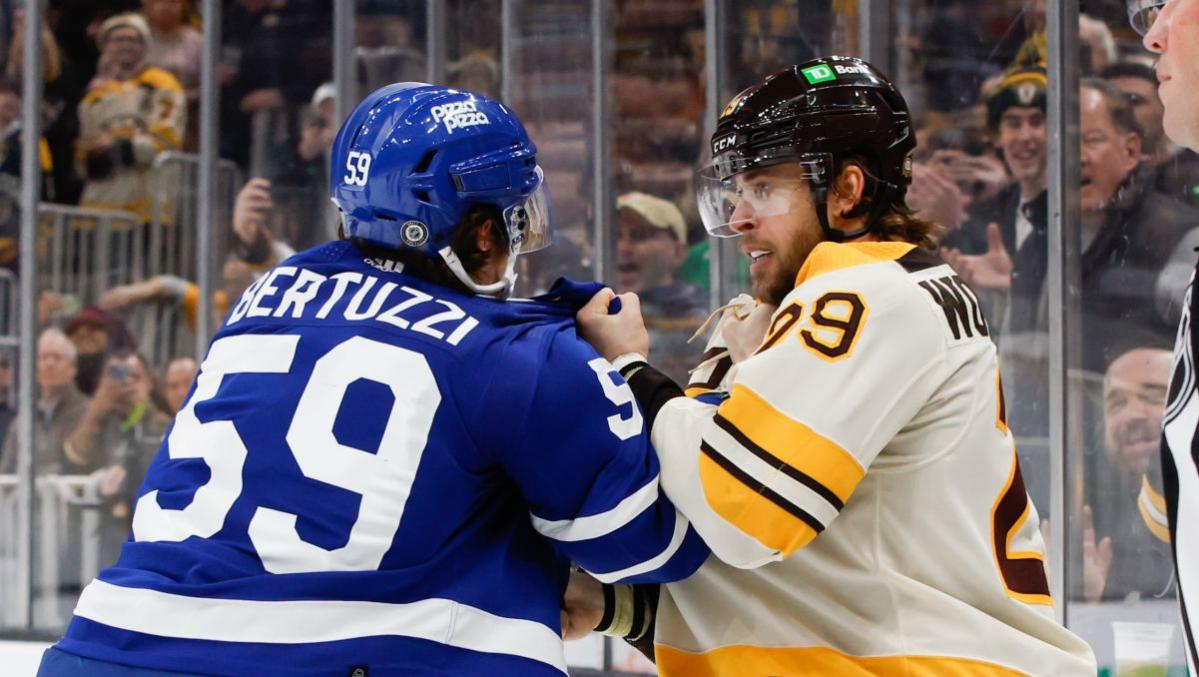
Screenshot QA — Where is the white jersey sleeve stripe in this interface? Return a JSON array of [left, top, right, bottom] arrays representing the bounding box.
[[73, 579, 568, 673], [703, 418, 841, 529], [650, 396, 783, 569], [711, 413, 845, 512], [587, 511, 691, 583], [529, 477, 660, 543]]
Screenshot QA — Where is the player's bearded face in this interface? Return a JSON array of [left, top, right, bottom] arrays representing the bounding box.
[[732, 168, 824, 306]]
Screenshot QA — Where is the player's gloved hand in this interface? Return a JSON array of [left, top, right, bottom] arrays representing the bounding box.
[[576, 287, 650, 361], [560, 569, 605, 641]]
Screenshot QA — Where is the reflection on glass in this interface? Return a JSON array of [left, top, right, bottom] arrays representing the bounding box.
[[1067, 8, 1195, 674], [506, 0, 594, 296]]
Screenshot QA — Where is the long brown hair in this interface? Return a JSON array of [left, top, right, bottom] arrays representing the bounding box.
[[832, 156, 940, 250]]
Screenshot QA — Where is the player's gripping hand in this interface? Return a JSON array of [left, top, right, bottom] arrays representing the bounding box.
[[560, 570, 605, 641], [719, 299, 776, 364], [576, 288, 650, 361]]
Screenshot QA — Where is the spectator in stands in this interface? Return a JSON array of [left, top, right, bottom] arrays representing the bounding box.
[[77, 12, 185, 224], [615, 191, 706, 382], [1074, 79, 1199, 368], [219, 0, 331, 169], [63, 305, 136, 396], [1103, 62, 1168, 163], [1102, 61, 1199, 207], [161, 355, 196, 414], [67, 349, 168, 483], [1083, 346, 1175, 602], [74, 349, 170, 564], [141, 0, 201, 150], [10, 3, 85, 203], [228, 177, 297, 266], [947, 79, 1196, 371], [296, 82, 335, 166], [142, 0, 200, 101], [941, 67, 1049, 330], [98, 258, 257, 334], [907, 148, 1007, 237], [1013, 12, 1116, 76], [98, 176, 293, 330], [0, 76, 50, 272], [0, 328, 91, 475], [616, 191, 706, 318], [0, 77, 54, 200], [4, 5, 63, 93], [45, 1, 141, 91], [261, 79, 348, 247]]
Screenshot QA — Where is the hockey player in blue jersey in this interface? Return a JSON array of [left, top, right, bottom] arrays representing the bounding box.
[[37, 83, 708, 676]]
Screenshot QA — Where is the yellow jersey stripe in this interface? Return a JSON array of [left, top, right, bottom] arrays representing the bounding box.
[[712, 413, 844, 510], [1138, 499, 1171, 544], [698, 448, 819, 555], [656, 644, 1030, 677], [1138, 477, 1171, 544], [1142, 473, 1167, 513], [718, 384, 865, 503], [795, 240, 918, 286]]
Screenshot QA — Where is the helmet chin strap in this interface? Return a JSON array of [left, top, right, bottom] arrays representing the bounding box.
[[439, 245, 518, 299]]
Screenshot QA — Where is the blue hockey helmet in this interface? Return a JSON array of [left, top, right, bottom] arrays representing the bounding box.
[[330, 82, 551, 296]]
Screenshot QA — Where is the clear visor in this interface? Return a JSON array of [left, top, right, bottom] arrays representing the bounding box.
[[1128, 0, 1169, 35], [504, 166, 553, 255], [696, 156, 827, 238]]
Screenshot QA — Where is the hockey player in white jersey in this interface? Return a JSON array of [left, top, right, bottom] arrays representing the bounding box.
[[574, 56, 1097, 674]]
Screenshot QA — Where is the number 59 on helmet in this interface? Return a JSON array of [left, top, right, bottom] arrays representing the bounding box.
[[330, 82, 552, 295]]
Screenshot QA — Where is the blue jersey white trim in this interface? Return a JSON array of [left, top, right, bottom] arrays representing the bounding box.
[[73, 579, 567, 673], [530, 476, 662, 542], [53, 242, 709, 676]]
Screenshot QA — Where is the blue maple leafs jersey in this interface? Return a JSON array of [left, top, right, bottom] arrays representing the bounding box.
[[55, 241, 709, 676]]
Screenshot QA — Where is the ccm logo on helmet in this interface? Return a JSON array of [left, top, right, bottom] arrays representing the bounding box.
[[430, 100, 490, 134], [712, 134, 737, 154]]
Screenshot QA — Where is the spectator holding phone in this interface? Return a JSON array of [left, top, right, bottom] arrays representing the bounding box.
[[65, 349, 169, 476]]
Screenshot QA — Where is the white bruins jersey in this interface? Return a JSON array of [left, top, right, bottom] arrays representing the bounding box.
[[650, 241, 1096, 675]]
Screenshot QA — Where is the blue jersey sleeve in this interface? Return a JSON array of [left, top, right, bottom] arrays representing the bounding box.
[[491, 328, 708, 584]]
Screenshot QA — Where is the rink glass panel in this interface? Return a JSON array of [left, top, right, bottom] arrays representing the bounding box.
[[1063, 5, 1191, 672], [5, 2, 1193, 676]]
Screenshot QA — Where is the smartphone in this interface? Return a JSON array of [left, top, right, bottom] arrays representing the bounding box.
[[106, 362, 132, 382]]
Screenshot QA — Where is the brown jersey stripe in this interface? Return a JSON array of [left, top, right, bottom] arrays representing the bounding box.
[[713, 413, 845, 511], [700, 440, 826, 534]]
